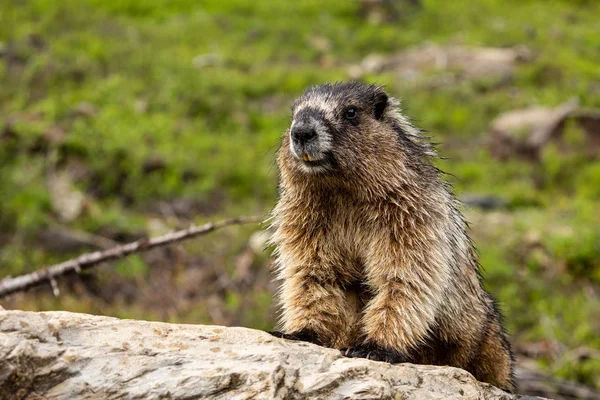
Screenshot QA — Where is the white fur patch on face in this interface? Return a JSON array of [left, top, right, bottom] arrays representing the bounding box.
[[310, 116, 332, 153], [288, 121, 300, 159], [289, 113, 333, 164], [288, 136, 300, 159], [294, 97, 337, 124]]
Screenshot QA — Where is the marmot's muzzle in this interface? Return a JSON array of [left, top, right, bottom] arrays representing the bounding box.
[[289, 113, 331, 165]]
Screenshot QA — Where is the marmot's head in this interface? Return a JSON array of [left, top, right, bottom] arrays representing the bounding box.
[[279, 82, 437, 195]]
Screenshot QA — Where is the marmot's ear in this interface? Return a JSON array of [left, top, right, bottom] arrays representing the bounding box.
[[374, 92, 388, 120]]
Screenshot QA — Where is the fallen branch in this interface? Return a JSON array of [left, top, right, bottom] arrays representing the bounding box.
[[0, 216, 263, 298]]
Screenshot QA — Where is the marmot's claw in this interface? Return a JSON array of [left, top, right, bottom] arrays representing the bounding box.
[[341, 343, 407, 364], [268, 329, 322, 345]]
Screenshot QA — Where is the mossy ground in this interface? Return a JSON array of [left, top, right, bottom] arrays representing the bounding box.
[[1, 0, 599, 390]]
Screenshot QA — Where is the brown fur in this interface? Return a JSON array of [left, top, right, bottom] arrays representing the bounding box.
[[269, 82, 515, 392]]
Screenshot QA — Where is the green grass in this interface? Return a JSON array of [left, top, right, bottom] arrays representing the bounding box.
[[1, 0, 599, 390]]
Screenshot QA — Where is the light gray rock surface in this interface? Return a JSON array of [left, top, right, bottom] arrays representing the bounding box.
[[0, 310, 540, 399]]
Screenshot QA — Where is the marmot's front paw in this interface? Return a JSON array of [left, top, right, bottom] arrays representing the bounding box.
[[268, 329, 322, 345], [341, 342, 408, 364]]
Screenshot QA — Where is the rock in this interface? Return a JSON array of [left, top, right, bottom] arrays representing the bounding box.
[[349, 44, 531, 84], [489, 100, 578, 161], [489, 101, 600, 161], [357, 0, 422, 24], [515, 365, 600, 400], [46, 169, 87, 223], [0, 310, 540, 400], [192, 53, 221, 69], [72, 102, 99, 118]]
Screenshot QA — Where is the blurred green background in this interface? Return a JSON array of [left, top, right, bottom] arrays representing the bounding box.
[[1, 0, 599, 396]]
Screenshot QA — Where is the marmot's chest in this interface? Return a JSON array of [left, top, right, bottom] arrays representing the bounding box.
[[312, 198, 373, 263]]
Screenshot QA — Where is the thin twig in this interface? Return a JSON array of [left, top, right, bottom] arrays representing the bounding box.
[[0, 216, 263, 298]]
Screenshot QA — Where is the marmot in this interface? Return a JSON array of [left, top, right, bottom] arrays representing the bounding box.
[[269, 82, 515, 392]]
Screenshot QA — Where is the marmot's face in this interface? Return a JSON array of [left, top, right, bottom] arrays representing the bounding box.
[[284, 82, 390, 174]]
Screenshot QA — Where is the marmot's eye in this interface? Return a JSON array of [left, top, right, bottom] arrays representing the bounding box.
[[344, 107, 358, 120]]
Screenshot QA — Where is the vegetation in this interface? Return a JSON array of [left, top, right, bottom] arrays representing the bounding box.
[[1, 0, 599, 390]]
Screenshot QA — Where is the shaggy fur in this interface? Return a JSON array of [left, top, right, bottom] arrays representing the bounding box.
[[269, 82, 515, 392]]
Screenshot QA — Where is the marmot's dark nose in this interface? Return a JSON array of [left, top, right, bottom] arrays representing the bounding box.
[[291, 126, 317, 145]]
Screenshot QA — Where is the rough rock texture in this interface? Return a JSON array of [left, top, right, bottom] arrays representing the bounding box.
[[0, 310, 539, 400]]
